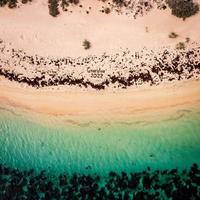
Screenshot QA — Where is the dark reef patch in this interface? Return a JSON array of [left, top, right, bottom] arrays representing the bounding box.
[[0, 163, 200, 199]]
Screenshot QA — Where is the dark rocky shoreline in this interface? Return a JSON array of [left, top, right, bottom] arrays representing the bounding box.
[[0, 41, 200, 90], [0, 163, 200, 200]]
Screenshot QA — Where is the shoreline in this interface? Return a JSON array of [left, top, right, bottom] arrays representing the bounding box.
[[0, 78, 200, 127]]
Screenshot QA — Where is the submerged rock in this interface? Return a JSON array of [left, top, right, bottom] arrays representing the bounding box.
[[0, 163, 199, 199]]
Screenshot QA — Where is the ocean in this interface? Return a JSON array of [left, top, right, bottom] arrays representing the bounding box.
[[0, 105, 200, 177]]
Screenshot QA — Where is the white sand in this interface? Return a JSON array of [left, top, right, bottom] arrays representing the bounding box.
[[0, 0, 199, 57]]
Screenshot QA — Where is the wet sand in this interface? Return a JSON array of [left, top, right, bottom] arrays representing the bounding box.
[[0, 78, 200, 126]]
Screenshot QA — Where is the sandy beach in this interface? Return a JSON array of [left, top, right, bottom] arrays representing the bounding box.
[[0, 1, 200, 90], [0, 0, 200, 57], [0, 77, 200, 126], [0, 1, 200, 115]]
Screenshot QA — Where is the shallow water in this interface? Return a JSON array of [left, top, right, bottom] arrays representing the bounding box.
[[0, 106, 200, 177]]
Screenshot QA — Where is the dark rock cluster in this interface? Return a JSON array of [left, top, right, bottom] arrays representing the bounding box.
[[0, 163, 200, 199], [0, 40, 200, 90]]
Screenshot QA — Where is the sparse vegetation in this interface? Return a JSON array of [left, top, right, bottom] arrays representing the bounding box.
[[166, 0, 199, 20], [83, 40, 91, 50], [176, 42, 186, 50], [0, 0, 32, 8], [169, 32, 179, 39], [60, 0, 80, 12], [186, 37, 190, 43], [22, 0, 30, 4], [48, 0, 60, 17], [8, 0, 17, 8], [112, 0, 125, 7], [0, 0, 6, 7], [0, 0, 198, 20], [61, 0, 69, 11], [104, 7, 111, 14], [69, 0, 79, 4]]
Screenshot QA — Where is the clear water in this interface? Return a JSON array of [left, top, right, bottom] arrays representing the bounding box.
[[0, 106, 200, 177]]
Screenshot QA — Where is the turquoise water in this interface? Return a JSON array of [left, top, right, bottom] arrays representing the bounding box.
[[0, 106, 200, 177]]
